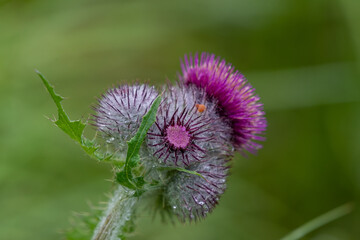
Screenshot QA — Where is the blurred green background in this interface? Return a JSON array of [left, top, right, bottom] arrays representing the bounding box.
[[1, 0, 359, 239]]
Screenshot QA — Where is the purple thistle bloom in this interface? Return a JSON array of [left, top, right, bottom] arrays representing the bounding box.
[[147, 85, 232, 167], [179, 52, 267, 154], [94, 84, 158, 151], [90, 53, 267, 224]]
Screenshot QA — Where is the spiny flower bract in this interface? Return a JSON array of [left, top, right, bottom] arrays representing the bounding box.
[[179, 52, 267, 154]]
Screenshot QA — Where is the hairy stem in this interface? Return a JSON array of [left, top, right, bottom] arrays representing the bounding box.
[[92, 186, 137, 240]]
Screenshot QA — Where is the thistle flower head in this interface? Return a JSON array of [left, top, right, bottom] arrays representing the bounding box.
[[179, 52, 267, 154], [40, 53, 268, 237], [91, 53, 265, 224], [94, 84, 158, 151], [147, 85, 232, 167]]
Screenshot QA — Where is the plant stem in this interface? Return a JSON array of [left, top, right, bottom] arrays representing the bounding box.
[[92, 185, 137, 240], [280, 202, 354, 240]]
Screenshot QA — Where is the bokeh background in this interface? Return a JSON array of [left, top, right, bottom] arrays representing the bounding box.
[[1, 0, 359, 239]]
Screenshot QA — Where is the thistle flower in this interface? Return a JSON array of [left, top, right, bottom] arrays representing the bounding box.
[[94, 84, 158, 151], [147, 85, 232, 167], [179, 52, 267, 154], [39, 53, 268, 239]]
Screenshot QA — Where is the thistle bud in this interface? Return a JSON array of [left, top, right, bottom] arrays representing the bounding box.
[[94, 84, 158, 152], [166, 155, 230, 221]]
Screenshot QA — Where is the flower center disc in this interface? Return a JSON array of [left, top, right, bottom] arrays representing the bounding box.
[[166, 125, 190, 149]]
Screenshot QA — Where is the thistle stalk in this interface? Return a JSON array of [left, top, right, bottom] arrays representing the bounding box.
[[92, 186, 137, 240]]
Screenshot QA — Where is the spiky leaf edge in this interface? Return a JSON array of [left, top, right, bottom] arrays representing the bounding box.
[[37, 70, 113, 162]]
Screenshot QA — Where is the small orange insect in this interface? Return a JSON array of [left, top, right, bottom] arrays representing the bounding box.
[[195, 104, 206, 113]]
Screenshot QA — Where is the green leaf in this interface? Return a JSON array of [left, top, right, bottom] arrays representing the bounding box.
[[126, 95, 161, 167], [37, 70, 111, 162], [116, 95, 162, 189]]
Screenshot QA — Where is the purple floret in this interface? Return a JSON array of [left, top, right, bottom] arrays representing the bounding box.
[[179, 52, 267, 154]]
